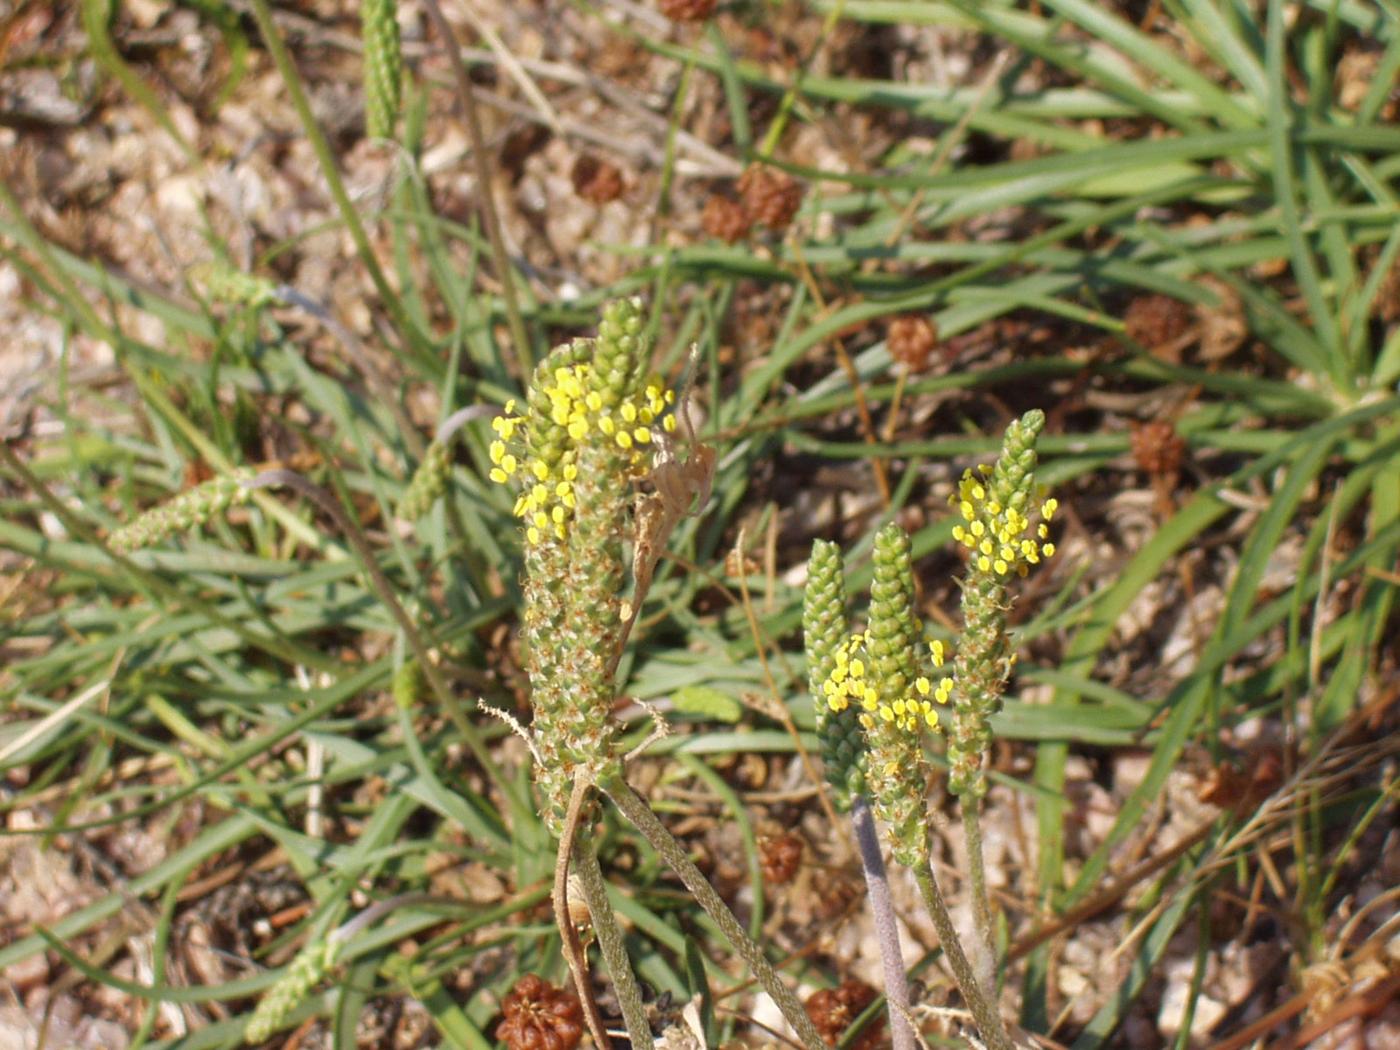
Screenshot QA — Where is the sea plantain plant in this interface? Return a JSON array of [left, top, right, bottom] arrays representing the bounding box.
[[804, 410, 1056, 1050]]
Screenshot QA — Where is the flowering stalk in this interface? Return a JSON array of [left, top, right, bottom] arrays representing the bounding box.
[[804, 539, 917, 1050], [945, 410, 1057, 965], [815, 524, 1011, 1050], [108, 470, 253, 554]]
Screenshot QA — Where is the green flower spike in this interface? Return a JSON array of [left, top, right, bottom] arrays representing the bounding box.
[[243, 938, 340, 1043], [821, 523, 950, 867], [486, 298, 678, 835], [109, 470, 254, 554], [396, 438, 451, 521], [946, 409, 1056, 799], [362, 0, 402, 139], [192, 263, 279, 309], [803, 540, 865, 808]]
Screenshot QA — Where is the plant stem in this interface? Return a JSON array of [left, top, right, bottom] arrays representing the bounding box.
[[912, 858, 1012, 1050], [572, 841, 655, 1050], [850, 796, 916, 1050], [960, 792, 997, 979], [602, 776, 827, 1050]]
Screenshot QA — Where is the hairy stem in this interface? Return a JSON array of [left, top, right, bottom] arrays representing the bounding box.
[[850, 796, 916, 1050], [603, 777, 827, 1050], [572, 841, 655, 1050], [960, 793, 997, 979], [912, 859, 1012, 1050]]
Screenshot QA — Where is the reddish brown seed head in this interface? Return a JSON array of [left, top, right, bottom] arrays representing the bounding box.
[[571, 154, 625, 205], [657, 0, 716, 22], [805, 979, 885, 1050], [738, 165, 803, 231], [702, 195, 752, 244], [496, 975, 585, 1050], [886, 314, 939, 371], [1130, 419, 1187, 477]]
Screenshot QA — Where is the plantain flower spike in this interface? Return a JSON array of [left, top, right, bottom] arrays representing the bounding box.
[[361, 0, 402, 139], [397, 438, 451, 521], [820, 524, 950, 867], [803, 539, 866, 809], [945, 409, 1056, 799], [109, 470, 254, 554], [244, 939, 340, 1043], [486, 298, 678, 835]]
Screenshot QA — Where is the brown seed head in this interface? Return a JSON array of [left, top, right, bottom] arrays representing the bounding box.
[[738, 166, 803, 231], [1130, 420, 1187, 477], [496, 975, 585, 1050], [657, 0, 716, 22], [758, 830, 803, 884], [571, 154, 625, 205], [805, 979, 885, 1050], [702, 195, 751, 244], [886, 314, 938, 371], [1124, 294, 1193, 349]]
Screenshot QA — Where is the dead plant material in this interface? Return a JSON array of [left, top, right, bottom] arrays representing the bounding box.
[[1124, 293, 1194, 350], [886, 314, 938, 372], [496, 974, 586, 1050], [805, 978, 885, 1050], [657, 0, 717, 23], [758, 830, 804, 885], [571, 154, 625, 205], [702, 194, 751, 244], [738, 166, 803, 232], [1131, 420, 1187, 478]]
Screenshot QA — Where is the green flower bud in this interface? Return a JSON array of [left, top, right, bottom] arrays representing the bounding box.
[[192, 263, 279, 309], [490, 299, 681, 835]]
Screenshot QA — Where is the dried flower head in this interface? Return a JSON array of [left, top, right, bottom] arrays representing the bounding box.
[[886, 314, 938, 371], [1124, 294, 1193, 349], [657, 0, 716, 21], [738, 165, 803, 231], [496, 975, 585, 1050], [571, 154, 625, 205], [702, 194, 751, 244], [759, 830, 804, 885], [805, 979, 885, 1050], [1131, 419, 1187, 478]]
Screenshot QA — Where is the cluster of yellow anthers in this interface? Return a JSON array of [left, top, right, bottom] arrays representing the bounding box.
[[486, 367, 677, 544], [949, 467, 1058, 577], [822, 634, 953, 734]]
